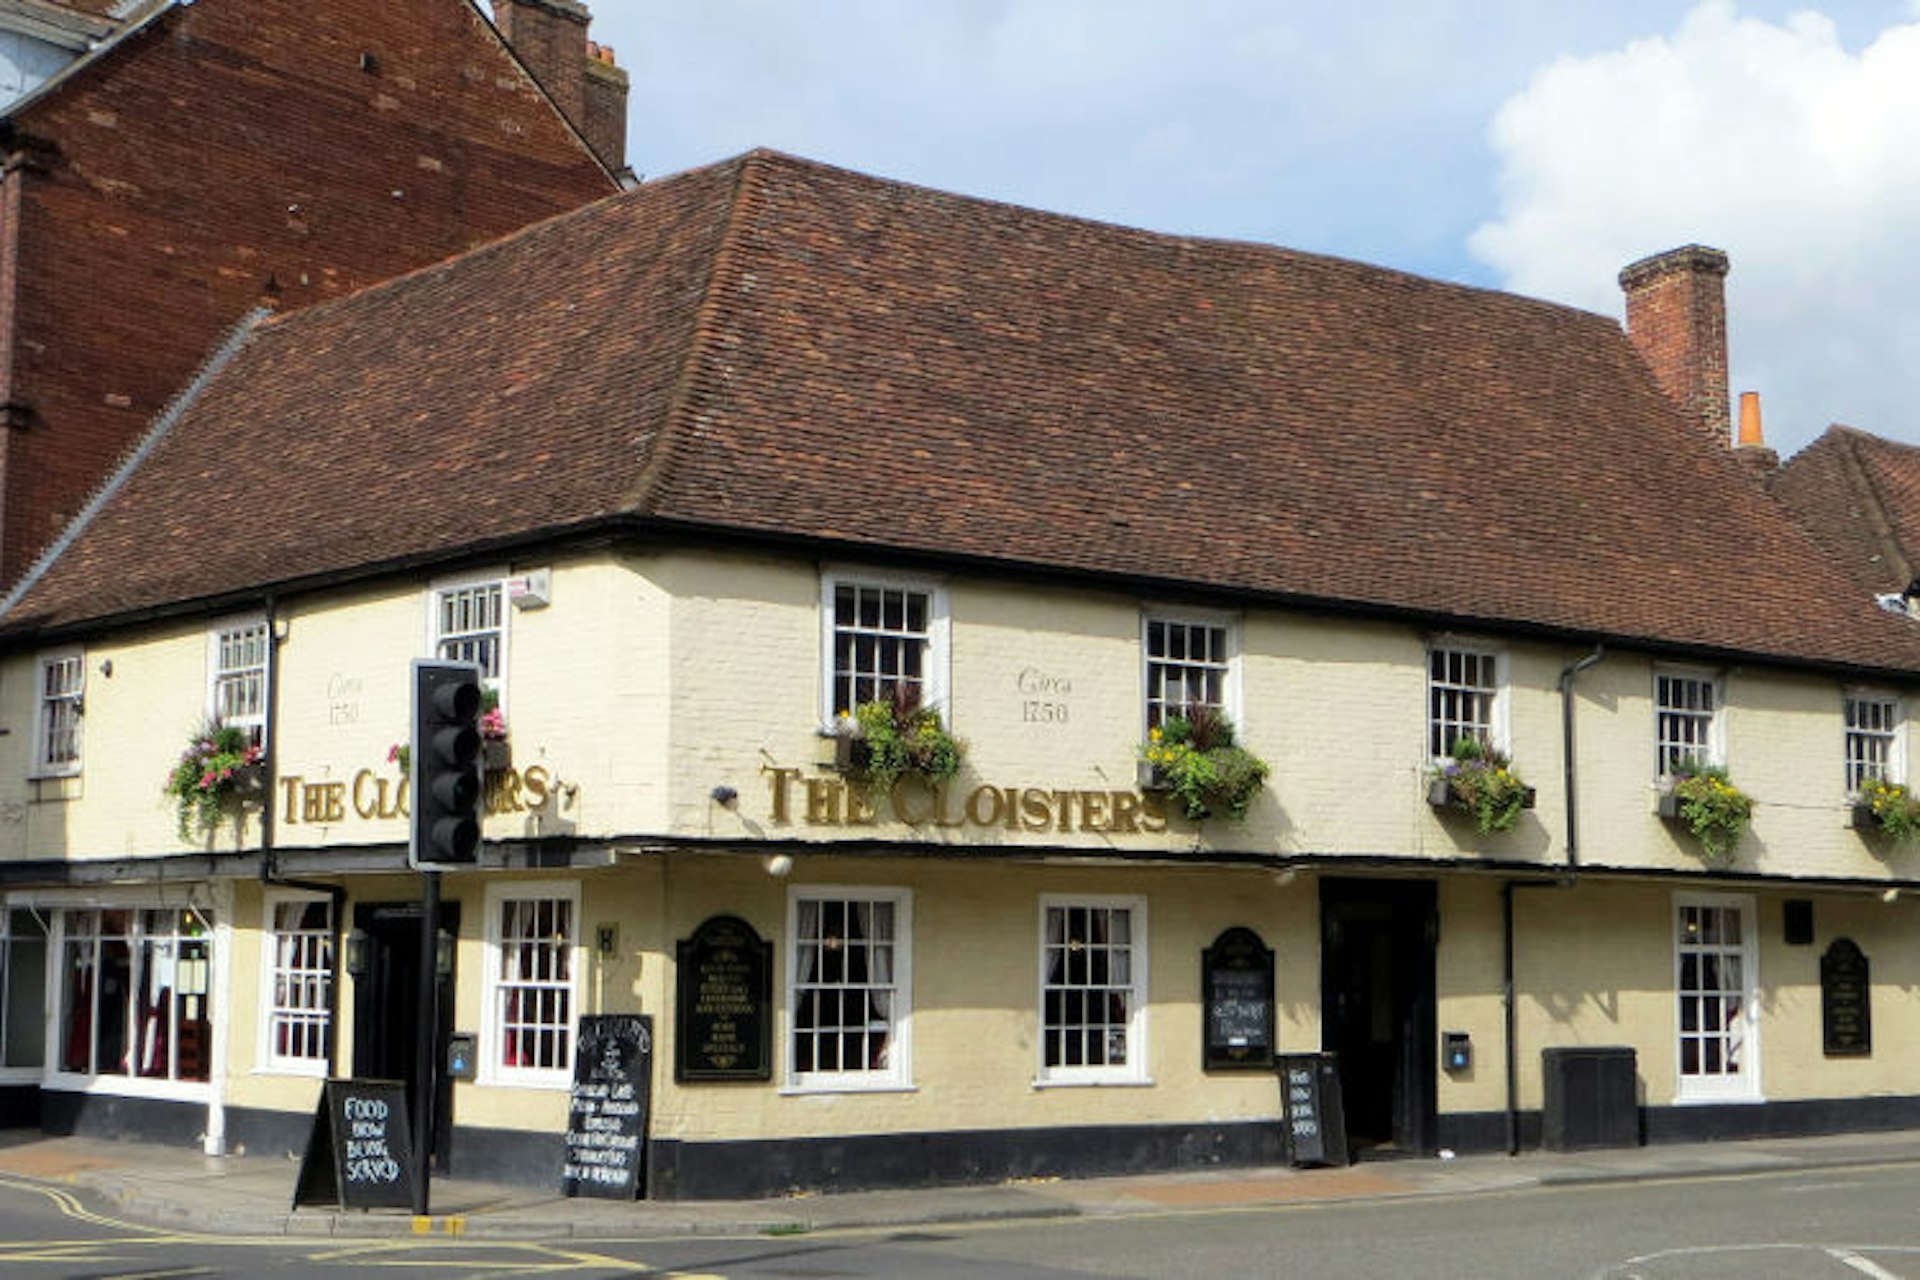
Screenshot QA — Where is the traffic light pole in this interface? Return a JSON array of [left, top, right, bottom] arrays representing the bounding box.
[[411, 869, 440, 1217]]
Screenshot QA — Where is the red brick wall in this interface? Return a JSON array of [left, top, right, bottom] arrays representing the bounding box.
[[1619, 246, 1732, 453], [0, 0, 615, 582]]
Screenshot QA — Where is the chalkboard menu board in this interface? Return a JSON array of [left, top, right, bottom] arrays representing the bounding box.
[[292, 1079, 416, 1211], [1202, 927, 1275, 1070], [675, 915, 772, 1082], [1822, 937, 1872, 1057], [562, 1013, 653, 1199], [1278, 1053, 1348, 1167]]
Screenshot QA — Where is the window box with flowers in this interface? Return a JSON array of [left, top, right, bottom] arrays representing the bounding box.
[[830, 691, 964, 796], [165, 721, 265, 839], [1426, 737, 1534, 834], [1657, 762, 1754, 865], [1137, 707, 1269, 821], [1850, 778, 1920, 844]]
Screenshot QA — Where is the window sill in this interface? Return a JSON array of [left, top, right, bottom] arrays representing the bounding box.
[[779, 1081, 917, 1096], [1032, 1075, 1156, 1089], [252, 1062, 329, 1079], [1671, 1087, 1763, 1106], [475, 1072, 571, 1091], [42, 1072, 212, 1102]]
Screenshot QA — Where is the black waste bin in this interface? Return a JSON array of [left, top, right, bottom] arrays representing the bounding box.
[[1541, 1045, 1639, 1151]]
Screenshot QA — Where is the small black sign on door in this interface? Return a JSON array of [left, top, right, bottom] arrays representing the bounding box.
[[561, 1013, 653, 1199], [292, 1079, 416, 1211]]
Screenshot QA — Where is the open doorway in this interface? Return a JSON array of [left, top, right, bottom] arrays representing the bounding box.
[[351, 900, 459, 1171], [1320, 878, 1436, 1157]]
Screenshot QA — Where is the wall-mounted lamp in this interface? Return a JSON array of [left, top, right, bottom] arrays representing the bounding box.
[[764, 854, 793, 878], [1883, 888, 1901, 905], [344, 928, 369, 978], [435, 927, 456, 978], [711, 785, 739, 806], [1269, 868, 1298, 887], [97, 659, 112, 677]]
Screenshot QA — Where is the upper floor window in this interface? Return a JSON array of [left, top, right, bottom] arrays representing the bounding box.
[[1428, 643, 1502, 758], [34, 649, 84, 777], [1656, 669, 1721, 775], [786, 887, 912, 1091], [1143, 612, 1232, 730], [483, 883, 577, 1088], [822, 571, 947, 720], [209, 618, 270, 750], [431, 577, 506, 697], [1845, 691, 1901, 792]]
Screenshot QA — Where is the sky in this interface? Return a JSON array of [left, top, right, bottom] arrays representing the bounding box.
[[584, 1, 1920, 460]]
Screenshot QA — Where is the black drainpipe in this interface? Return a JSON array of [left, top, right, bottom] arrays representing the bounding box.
[[254, 594, 347, 1078], [1503, 643, 1606, 1155]]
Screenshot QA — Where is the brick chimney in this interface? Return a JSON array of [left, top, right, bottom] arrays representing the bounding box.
[[1619, 245, 1732, 449], [492, 0, 628, 173]]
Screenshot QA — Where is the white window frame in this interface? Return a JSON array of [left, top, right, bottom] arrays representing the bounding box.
[[207, 615, 270, 751], [32, 648, 84, 779], [256, 891, 332, 1077], [1036, 894, 1150, 1087], [0, 905, 47, 1079], [427, 572, 509, 704], [819, 567, 950, 726], [1844, 688, 1903, 794], [1141, 608, 1239, 733], [479, 881, 579, 1090], [1673, 891, 1760, 1104], [1427, 639, 1508, 759], [783, 885, 914, 1093], [1655, 666, 1724, 777]]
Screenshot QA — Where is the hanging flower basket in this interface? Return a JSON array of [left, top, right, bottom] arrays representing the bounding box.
[[1137, 706, 1269, 822], [164, 721, 265, 839], [1658, 764, 1753, 865], [830, 691, 963, 796], [1426, 738, 1534, 834]]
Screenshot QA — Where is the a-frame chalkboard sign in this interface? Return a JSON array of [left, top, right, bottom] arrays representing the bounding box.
[[292, 1079, 416, 1211]]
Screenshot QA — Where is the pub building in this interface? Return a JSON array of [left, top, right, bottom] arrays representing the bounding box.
[[3, 152, 1920, 1197]]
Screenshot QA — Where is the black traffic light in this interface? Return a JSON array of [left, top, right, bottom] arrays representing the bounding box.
[[410, 659, 484, 868]]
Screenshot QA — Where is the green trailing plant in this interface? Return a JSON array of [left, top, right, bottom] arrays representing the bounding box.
[[841, 689, 964, 796], [1860, 777, 1920, 844], [1139, 705, 1270, 821], [1431, 737, 1530, 834], [1666, 761, 1754, 864], [165, 720, 264, 839]]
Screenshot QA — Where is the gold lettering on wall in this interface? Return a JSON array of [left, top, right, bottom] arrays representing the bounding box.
[[280, 764, 555, 826], [760, 765, 1167, 835]]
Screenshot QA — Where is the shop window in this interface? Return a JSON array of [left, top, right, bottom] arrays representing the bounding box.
[[1143, 612, 1234, 730], [1039, 895, 1148, 1085], [1845, 690, 1901, 792], [34, 649, 84, 777], [822, 571, 947, 721], [260, 894, 332, 1074], [209, 618, 270, 750], [1656, 668, 1722, 775], [1428, 642, 1503, 757], [786, 887, 911, 1091], [431, 576, 507, 699], [1674, 893, 1760, 1102], [483, 884, 577, 1087], [55, 907, 212, 1085], [1, 909, 47, 1071]]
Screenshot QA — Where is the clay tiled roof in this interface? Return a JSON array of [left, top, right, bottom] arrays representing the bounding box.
[[7, 150, 1920, 675], [1771, 426, 1920, 598]]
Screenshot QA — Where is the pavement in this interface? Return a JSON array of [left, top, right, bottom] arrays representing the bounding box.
[[2, 1127, 1919, 1240]]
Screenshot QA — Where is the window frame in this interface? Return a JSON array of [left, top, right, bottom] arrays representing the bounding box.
[[818, 567, 950, 727], [782, 885, 914, 1094], [1426, 639, 1508, 759], [479, 880, 579, 1090], [256, 890, 333, 1077], [1673, 891, 1761, 1104], [43, 902, 215, 1099], [207, 615, 271, 752], [427, 572, 509, 705], [0, 906, 47, 1078], [1655, 666, 1724, 777], [32, 647, 85, 779], [1140, 607, 1239, 734], [1036, 893, 1150, 1087], [1844, 688, 1903, 794]]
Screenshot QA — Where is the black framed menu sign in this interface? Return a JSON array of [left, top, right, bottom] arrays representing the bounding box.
[[1202, 926, 1275, 1070], [675, 915, 772, 1082]]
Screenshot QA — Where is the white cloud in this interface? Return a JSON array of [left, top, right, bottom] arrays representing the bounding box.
[[1471, 1, 1920, 455]]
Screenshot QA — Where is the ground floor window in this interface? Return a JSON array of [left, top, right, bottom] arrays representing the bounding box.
[[2, 909, 47, 1071], [484, 884, 578, 1087], [1039, 895, 1147, 1084], [261, 894, 332, 1073], [1675, 893, 1758, 1101], [786, 888, 912, 1090], [56, 908, 212, 1083]]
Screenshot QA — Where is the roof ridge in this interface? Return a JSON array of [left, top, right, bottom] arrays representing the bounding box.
[[1837, 429, 1918, 588], [619, 150, 766, 515], [0, 307, 266, 622]]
